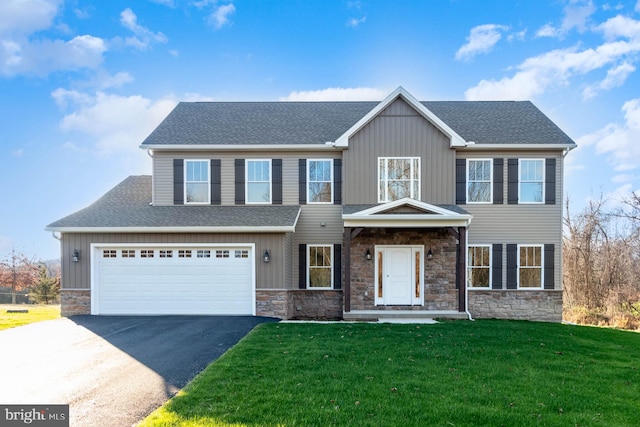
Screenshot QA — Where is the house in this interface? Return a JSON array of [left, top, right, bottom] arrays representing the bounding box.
[[47, 87, 576, 321]]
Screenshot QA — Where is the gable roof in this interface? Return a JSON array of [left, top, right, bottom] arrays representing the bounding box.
[[141, 89, 577, 150], [46, 176, 301, 232]]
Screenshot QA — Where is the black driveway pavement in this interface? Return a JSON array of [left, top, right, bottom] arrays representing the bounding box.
[[0, 315, 277, 426]]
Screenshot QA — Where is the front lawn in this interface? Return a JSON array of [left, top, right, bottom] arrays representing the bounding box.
[[0, 304, 60, 330], [141, 320, 640, 427]]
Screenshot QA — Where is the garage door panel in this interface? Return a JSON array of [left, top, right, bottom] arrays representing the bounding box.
[[94, 246, 254, 315]]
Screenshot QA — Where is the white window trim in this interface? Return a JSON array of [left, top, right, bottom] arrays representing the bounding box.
[[245, 159, 272, 205], [307, 244, 333, 290], [518, 158, 545, 204], [377, 157, 421, 203], [466, 159, 493, 204], [517, 244, 544, 289], [184, 159, 211, 205], [467, 244, 492, 289], [307, 159, 334, 204]]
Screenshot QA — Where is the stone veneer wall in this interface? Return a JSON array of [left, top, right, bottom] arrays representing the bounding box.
[[256, 290, 343, 320], [61, 290, 91, 316], [349, 228, 459, 311], [468, 290, 563, 322]]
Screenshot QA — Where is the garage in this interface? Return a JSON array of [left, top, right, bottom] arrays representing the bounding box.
[[91, 244, 255, 315]]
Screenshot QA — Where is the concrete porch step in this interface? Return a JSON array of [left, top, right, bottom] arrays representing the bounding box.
[[343, 310, 469, 321]]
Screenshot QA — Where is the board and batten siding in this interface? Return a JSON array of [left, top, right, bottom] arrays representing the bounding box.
[[343, 98, 455, 205], [60, 232, 290, 291], [457, 151, 565, 289], [152, 151, 341, 206]]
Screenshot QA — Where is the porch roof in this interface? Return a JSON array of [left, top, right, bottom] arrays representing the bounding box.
[[342, 198, 472, 228]]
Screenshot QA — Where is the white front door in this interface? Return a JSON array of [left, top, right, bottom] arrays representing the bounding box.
[[375, 246, 424, 306]]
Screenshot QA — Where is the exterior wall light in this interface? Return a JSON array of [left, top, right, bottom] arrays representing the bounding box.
[[365, 249, 372, 261], [427, 248, 433, 260], [72, 249, 80, 263], [263, 249, 271, 263]]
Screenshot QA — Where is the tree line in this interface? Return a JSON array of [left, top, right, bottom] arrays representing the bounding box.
[[0, 249, 60, 304]]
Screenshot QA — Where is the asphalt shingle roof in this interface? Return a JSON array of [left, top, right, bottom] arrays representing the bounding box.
[[46, 176, 301, 230], [141, 100, 576, 147]]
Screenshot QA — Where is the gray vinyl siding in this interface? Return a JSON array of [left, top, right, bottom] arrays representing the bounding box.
[[60, 232, 289, 291], [291, 205, 344, 289], [152, 151, 341, 206], [343, 98, 455, 205], [459, 151, 565, 289]]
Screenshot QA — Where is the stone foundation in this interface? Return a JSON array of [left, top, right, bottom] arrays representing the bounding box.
[[256, 290, 292, 319], [469, 290, 563, 322], [256, 289, 343, 320], [61, 289, 91, 316]]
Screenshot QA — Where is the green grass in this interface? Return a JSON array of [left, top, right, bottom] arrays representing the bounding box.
[[141, 320, 640, 427], [0, 304, 60, 330]]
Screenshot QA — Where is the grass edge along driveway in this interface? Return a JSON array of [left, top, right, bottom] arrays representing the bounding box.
[[0, 304, 60, 330], [140, 320, 640, 427]]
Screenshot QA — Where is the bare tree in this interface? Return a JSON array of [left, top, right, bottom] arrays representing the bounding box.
[[0, 248, 38, 304]]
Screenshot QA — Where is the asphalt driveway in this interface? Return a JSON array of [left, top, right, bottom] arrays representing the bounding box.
[[0, 315, 277, 426]]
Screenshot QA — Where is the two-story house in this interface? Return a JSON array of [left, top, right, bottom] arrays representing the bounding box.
[[47, 87, 576, 321]]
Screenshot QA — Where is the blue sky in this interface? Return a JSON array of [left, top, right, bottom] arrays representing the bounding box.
[[2, 0, 640, 261]]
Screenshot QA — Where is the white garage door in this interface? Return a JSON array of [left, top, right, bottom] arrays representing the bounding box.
[[92, 245, 255, 315]]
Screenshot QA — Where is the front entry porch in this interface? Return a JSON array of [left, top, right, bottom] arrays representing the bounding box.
[[342, 199, 472, 320]]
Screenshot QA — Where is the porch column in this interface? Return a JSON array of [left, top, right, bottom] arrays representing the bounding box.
[[343, 227, 351, 312], [458, 226, 467, 312]]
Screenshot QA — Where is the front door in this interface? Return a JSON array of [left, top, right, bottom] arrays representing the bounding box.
[[375, 246, 423, 306]]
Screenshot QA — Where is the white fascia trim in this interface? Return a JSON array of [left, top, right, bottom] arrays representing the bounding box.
[[45, 226, 295, 233], [343, 215, 472, 228], [353, 198, 463, 216], [140, 144, 346, 151], [334, 86, 467, 148], [459, 143, 577, 151]]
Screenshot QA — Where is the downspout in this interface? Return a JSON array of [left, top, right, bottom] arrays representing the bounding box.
[[51, 231, 61, 240], [146, 149, 155, 206]]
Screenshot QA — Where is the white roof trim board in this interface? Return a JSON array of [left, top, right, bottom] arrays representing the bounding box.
[[342, 198, 473, 228], [334, 86, 467, 148]]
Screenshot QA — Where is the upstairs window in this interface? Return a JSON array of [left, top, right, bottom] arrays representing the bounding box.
[[246, 160, 271, 204], [185, 160, 209, 204], [378, 157, 420, 202], [519, 159, 544, 203], [307, 159, 333, 203], [467, 159, 492, 203]]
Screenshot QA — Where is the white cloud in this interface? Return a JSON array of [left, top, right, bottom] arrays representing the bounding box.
[[597, 15, 640, 40], [583, 61, 635, 99], [209, 3, 236, 29], [347, 16, 366, 28], [55, 90, 177, 154], [0, 0, 61, 34], [536, 0, 596, 38], [577, 98, 640, 172], [455, 24, 509, 61], [636, 0, 640, 12], [536, 23, 560, 38], [279, 87, 387, 101], [119, 8, 167, 50]]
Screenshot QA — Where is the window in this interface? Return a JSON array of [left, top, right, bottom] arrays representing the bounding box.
[[103, 250, 117, 258], [378, 157, 420, 202], [121, 250, 135, 258], [519, 159, 544, 203], [467, 245, 491, 288], [141, 250, 154, 258], [308, 245, 333, 289], [178, 250, 192, 258], [185, 160, 209, 204], [159, 250, 173, 258], [216, 250, 230, 258], [197, 250, 211, 258], [467, 159, 492, 203], [235, 250, 249, 258], [246, 160, 271, 204], [307, 159, 333, 203], [518, 245, 542, 288]]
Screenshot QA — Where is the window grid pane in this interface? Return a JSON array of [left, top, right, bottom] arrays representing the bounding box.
[[520, 160, 543, 203], [468, 246, 490, 288], [379, 157, 420, 202], [308, 245, 332, 288], [519, 246, 542, 288], [467, 160, 492, 203], [308, 160, 332, 203], [247, 160, 271, 203]]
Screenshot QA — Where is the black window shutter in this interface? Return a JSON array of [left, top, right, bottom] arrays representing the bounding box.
[[234, 159, 245, 205], [455, 159, 466, 204], [506, 244, 517, 289], [507, 159, 519, 204], [544, 244, 555, 289], [545, 158, 556, 205], [211, 159, 221, 205], [272, 159, 283, 205], [333, 244, 342, 289], [491, 244, 503, 289], [493, 158, 504, 205], [299, 244, 307, 289], [173, 159, 184, 205], [299, 159, 307, 205], [334, 159, 342, 205]]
